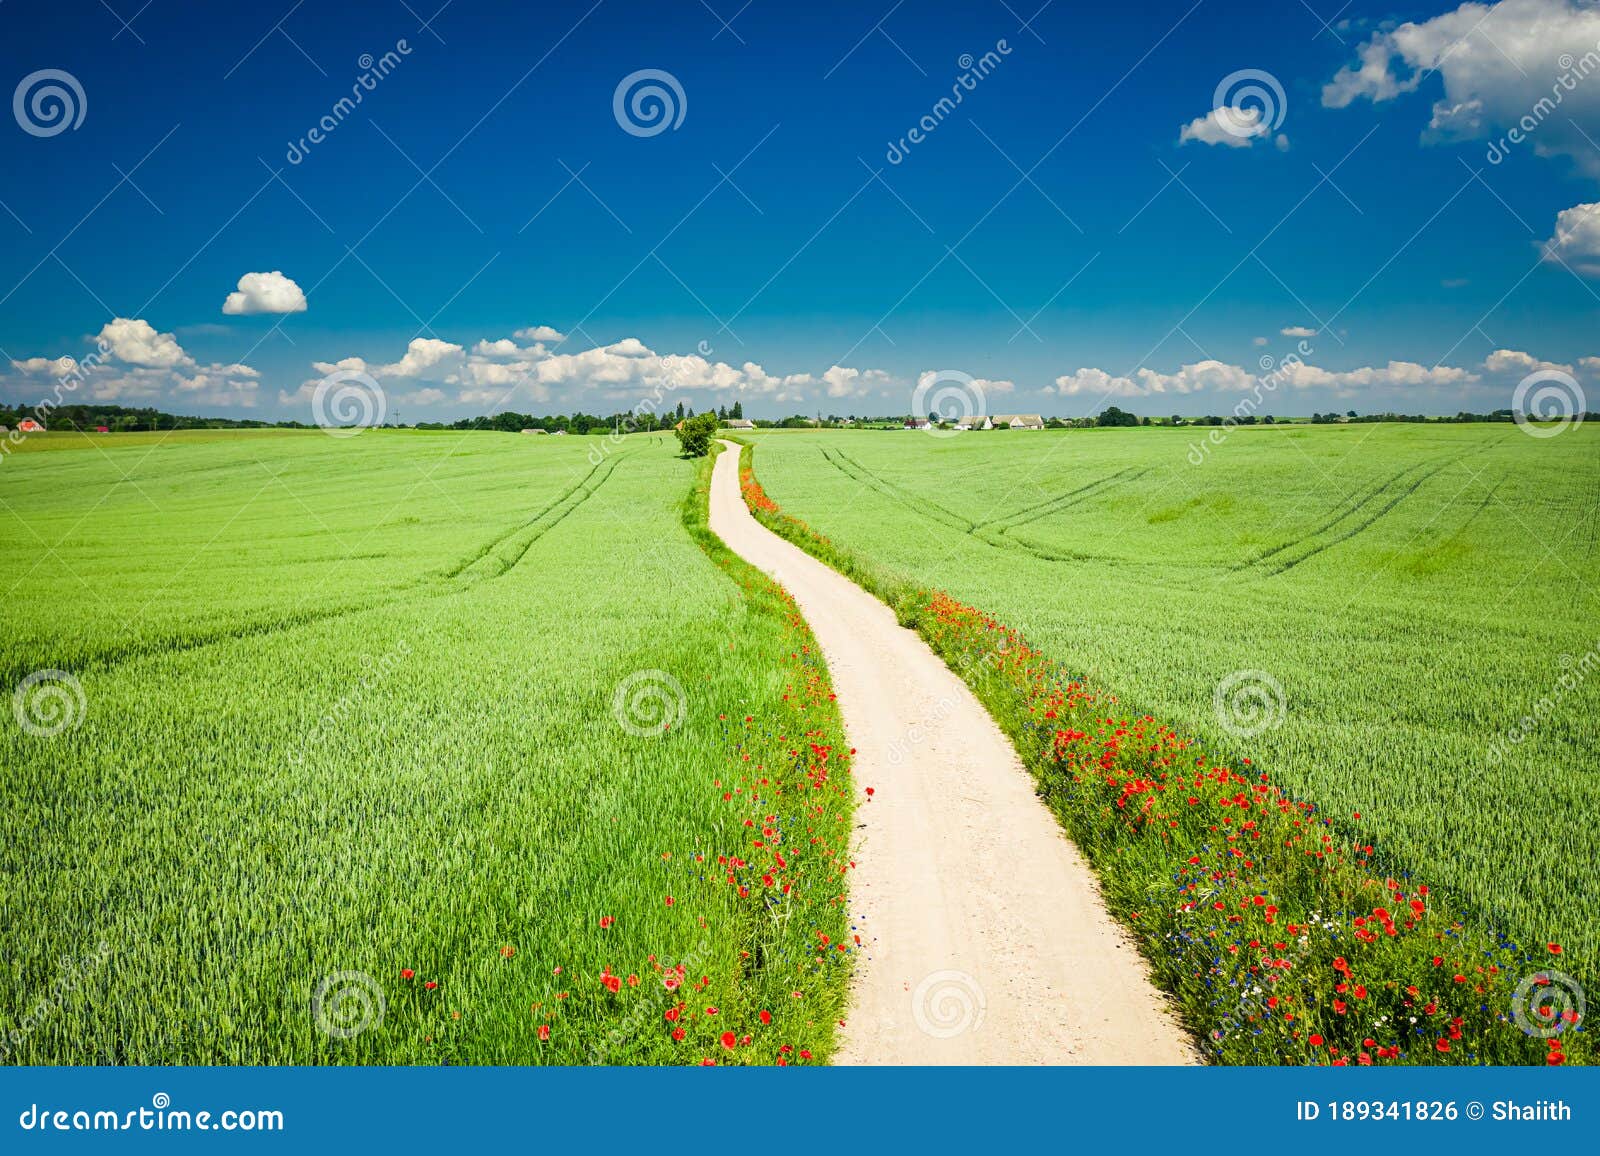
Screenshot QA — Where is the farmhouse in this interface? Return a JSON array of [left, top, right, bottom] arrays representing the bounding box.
[[904, 417, 932, 430], [993, 413, 1044, 430], [954, 417, 992, 430], [723, 419, 754, 430], [520, 427, 548, 435], [18, 419, 44, 432]]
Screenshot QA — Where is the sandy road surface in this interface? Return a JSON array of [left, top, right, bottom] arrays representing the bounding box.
[[708, 442, 1195, 1065]]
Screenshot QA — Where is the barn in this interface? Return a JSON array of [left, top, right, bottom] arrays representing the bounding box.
[[18, 419, 44, 432]]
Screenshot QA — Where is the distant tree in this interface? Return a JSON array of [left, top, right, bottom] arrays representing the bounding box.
[[1096, 405, 1139, 427], [730, 400, 743, 419], [675, 401, 685, 421], [675, 410, 720, 457]]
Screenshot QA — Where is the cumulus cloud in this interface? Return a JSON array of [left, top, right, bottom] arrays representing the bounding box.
[[222, 271, 308, 315], [6, 317, 263, 407], [10, 356, 79, 377], [1542, 201, 1600, 275], [1324, 0, 1600, 174], [1180, 105, 1273, 148], [1054, 356, 1486, 401], [378, 337, 465, 378], [1281, 326, 1318, 337], [1484, 348, 1573, 374], [285, 333, 899, 412], [513, 325, 566, 342], [98, 317, 191, 368]]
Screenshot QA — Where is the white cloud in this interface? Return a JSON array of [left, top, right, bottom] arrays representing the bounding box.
[[1180, 105, 1270, 147], [513, 325, 566, 342], [1484, 348, 1573, 375], [1324, 0, 1600, 174], [472, 338, 523, 358], [1252, 336, 1269, 346], [1054, 367, 1147, 398], [1542, 201, 1600, 275], [821, 365, 893, 398], [1054, 357, 1484, 401], [10, 356, 78, 377], [1281, 326, 1318, 337], [98, 317, 191, 368], [311, 356, 369, 376], [378, 337, 465, 378], [1580, 356, 1600, 373], [222, 271, 308, 315]]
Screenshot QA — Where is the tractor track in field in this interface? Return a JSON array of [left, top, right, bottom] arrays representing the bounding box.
[[822, 449, 1151, 565], [820, 447, 974, 532], [1230, 447, 1481, 577], [980, 466, 1148, 537], [1, 458, 625, 690], [466, 454, 621, 580], [446, 456, 616, 579], [709, 441, 1195, 1066]]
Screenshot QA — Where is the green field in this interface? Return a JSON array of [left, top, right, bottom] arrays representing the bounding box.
[[746, 424, 1600, 967], [1, 431, 854, 1064]]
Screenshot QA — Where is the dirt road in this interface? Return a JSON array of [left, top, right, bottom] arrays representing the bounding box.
[[708, 442, 1195, 1065]]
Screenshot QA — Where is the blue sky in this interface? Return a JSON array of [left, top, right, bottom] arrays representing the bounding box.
[[3, 0, 1600, 419]]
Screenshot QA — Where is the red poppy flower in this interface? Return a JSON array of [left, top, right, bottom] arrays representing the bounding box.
[[759, 1010, 772, 1025], [799, 1049, 812, 1060], [671, 1028, 685, 1042], [537, 1024, 550, 1042], [599, 916, 614, 929], [664, 896, 675, 907], [424, 980, 438, 991], [1309, 1034, 1323, 1047], [603, 975, 621, 994], [400, 969, 415, 980], [720, 1031, 736, 1050], [1549, 943, 1563, 955], [1435, 1039, 1450, 1053]]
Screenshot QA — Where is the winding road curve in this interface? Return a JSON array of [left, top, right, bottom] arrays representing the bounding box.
[[708, 442, 1195, 1065]]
